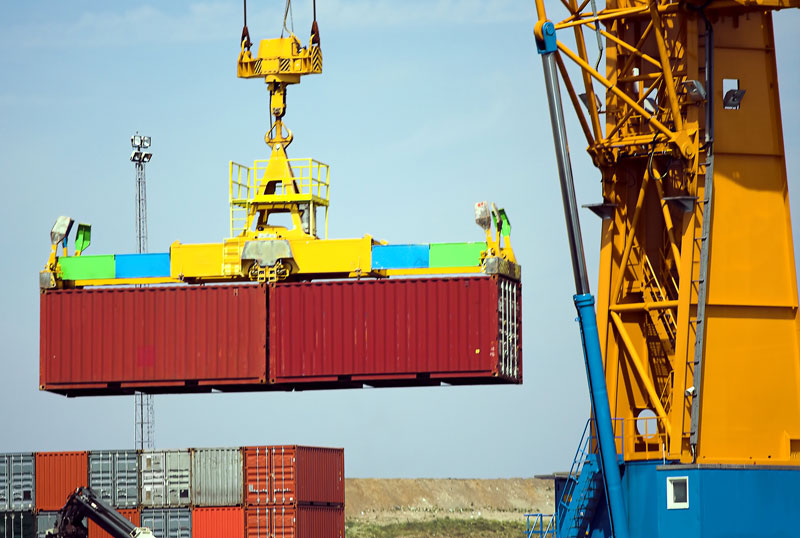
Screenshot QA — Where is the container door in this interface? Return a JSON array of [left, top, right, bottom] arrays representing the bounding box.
[[166, 509, 190, 538], [141, 510, 165, 538], [35, 512, 58, 538], [140, 452, 166, 507], [243, 447, 269, 506], [88, 453, 114, 505], [115, 451, 138, 508], [0, 457, 8, 511], [10, 455, 34, 511], [0, 511, 35, 538], [165, 452, 190, 507]]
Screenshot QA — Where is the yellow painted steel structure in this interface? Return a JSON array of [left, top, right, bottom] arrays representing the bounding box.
[[537, 0, 800, 464], [40, 25, 519, 287]]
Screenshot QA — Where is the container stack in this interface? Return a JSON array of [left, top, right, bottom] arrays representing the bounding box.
[[0, 446, 343, 538], [243, 446, 344, 538]]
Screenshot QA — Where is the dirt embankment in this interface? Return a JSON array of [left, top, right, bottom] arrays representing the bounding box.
[[345, 478, 554, 524]]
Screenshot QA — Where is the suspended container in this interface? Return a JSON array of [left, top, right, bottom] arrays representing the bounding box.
[[40, 285, 268, 395], [267, 276, 522, 386], [191, 507, 244, 538], [245, 505, 343, 538], [140, 509, 190, 538], [34, 512, 57, 538], [34, 452, 87, 512], [40, 276, 521, 396], [0, 512, 34, 538], [87, 508, 139, 538], [0, 454, 34, 511], [88, 451, 138, 508], [140, 451, 191, 508], [190, 448, 242, 507]]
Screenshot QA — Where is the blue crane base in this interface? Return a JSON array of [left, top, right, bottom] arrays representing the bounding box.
[[546, 459, 800, 537]]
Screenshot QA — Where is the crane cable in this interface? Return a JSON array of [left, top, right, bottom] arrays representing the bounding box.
[[282, 0, 295, 37], [241, 0, 252, 49]]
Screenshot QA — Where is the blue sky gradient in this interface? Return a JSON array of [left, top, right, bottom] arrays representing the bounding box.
[[1, 1, 798, 478]]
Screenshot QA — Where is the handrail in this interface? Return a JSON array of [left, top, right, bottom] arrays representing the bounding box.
[[524, 513, 556, 537]]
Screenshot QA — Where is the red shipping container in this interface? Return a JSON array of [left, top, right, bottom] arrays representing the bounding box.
[[35, 452, 88, 511], [88, 509, 139, 538], [192, 507, 244, 538], [268, 276, 521, 385], [40, 285, 268, 395], [244, 446, 343, 507], [40, 276, 521, 396], [245, 506, 343, 538]]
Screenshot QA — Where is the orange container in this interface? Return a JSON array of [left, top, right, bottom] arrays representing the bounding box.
[[88, 509, 139, 538], [192, 507, 244, 538], [245, 505, 343, 538], [35, 452, 89, 511], [243, 446, 343, 506]]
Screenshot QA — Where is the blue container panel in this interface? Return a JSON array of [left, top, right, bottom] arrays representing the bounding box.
[[115, 253, 171, 278], [371, 245, 429, 269]]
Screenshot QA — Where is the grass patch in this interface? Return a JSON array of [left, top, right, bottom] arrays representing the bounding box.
[[345, 517, 526, 538]]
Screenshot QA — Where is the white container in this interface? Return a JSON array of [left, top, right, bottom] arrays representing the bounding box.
[[191, 448, 243, 507], [0, 454, 35, 511], [89, 450, 139, 508], [140, 451, 190, 507]]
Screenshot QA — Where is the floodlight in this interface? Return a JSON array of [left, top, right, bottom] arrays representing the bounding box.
[[723, 89, 746, 109], [579, 92, 602, 112], [682, 80, 706, 102], [50, 216, 74, 246], [474, 201, 491, 231], [141, 152, 153, 163], [142, 136, 151, 148], [132, 135, 143, 147], [130, 150, 143, 162]]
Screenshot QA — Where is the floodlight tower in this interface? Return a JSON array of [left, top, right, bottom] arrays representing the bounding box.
[[130, 132, 155, 450]]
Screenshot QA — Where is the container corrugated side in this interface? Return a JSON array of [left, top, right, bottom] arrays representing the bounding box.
[[0, 511, 35, 538], [34, 512, 57, 538], [0, 454, 35, 511], [245, 506, 343, 538], [87, 508, 139, 538], [242, 447, 268, 507], [141, 509, 190, 538], [268, 276, 522, 384], [269, 446, 343, 506], [140, 451, 191, 508], [35, 452, 88, 511], [191, 507, 243, 538], [40, 285, 268, 395], [88, 450, 138, 508], [190, 448, 242, 507]]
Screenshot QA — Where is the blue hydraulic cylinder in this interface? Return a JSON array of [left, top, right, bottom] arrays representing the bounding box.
[[575, 293, 629, 538]]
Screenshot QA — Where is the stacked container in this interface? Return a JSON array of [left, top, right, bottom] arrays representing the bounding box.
[[243, 446, 344, 538], [0, 445, 343, 538], [1, 454, 35, 538]]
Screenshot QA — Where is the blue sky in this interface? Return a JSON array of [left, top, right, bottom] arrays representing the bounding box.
[[1, 2, 798, 478]]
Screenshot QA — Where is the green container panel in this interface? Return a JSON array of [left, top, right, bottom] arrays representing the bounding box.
[[59, 255, 116, 280], [428, 242, 487, 268]]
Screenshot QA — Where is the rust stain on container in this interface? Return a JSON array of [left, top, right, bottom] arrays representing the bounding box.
[[269, 276, 521, 384], [88, 509, 139, 538], [40, 285, 268, 394], [245, 505, 343, 538], [243, 446, 343, 507], [192, 507, 244, 538], [35, 452, 88, 511]]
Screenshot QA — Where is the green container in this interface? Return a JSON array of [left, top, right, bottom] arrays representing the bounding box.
[[429, 242, 487, 268], [59, 255, 116, 280]]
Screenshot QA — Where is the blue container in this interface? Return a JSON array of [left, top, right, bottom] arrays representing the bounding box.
[[115, 253, 171, 279], [371, 245, 429, 269]]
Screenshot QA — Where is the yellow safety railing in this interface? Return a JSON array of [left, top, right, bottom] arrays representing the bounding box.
[[229, 158, 330, 238], [229, 161, 253, 237], [624, 415, 669, 461]]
